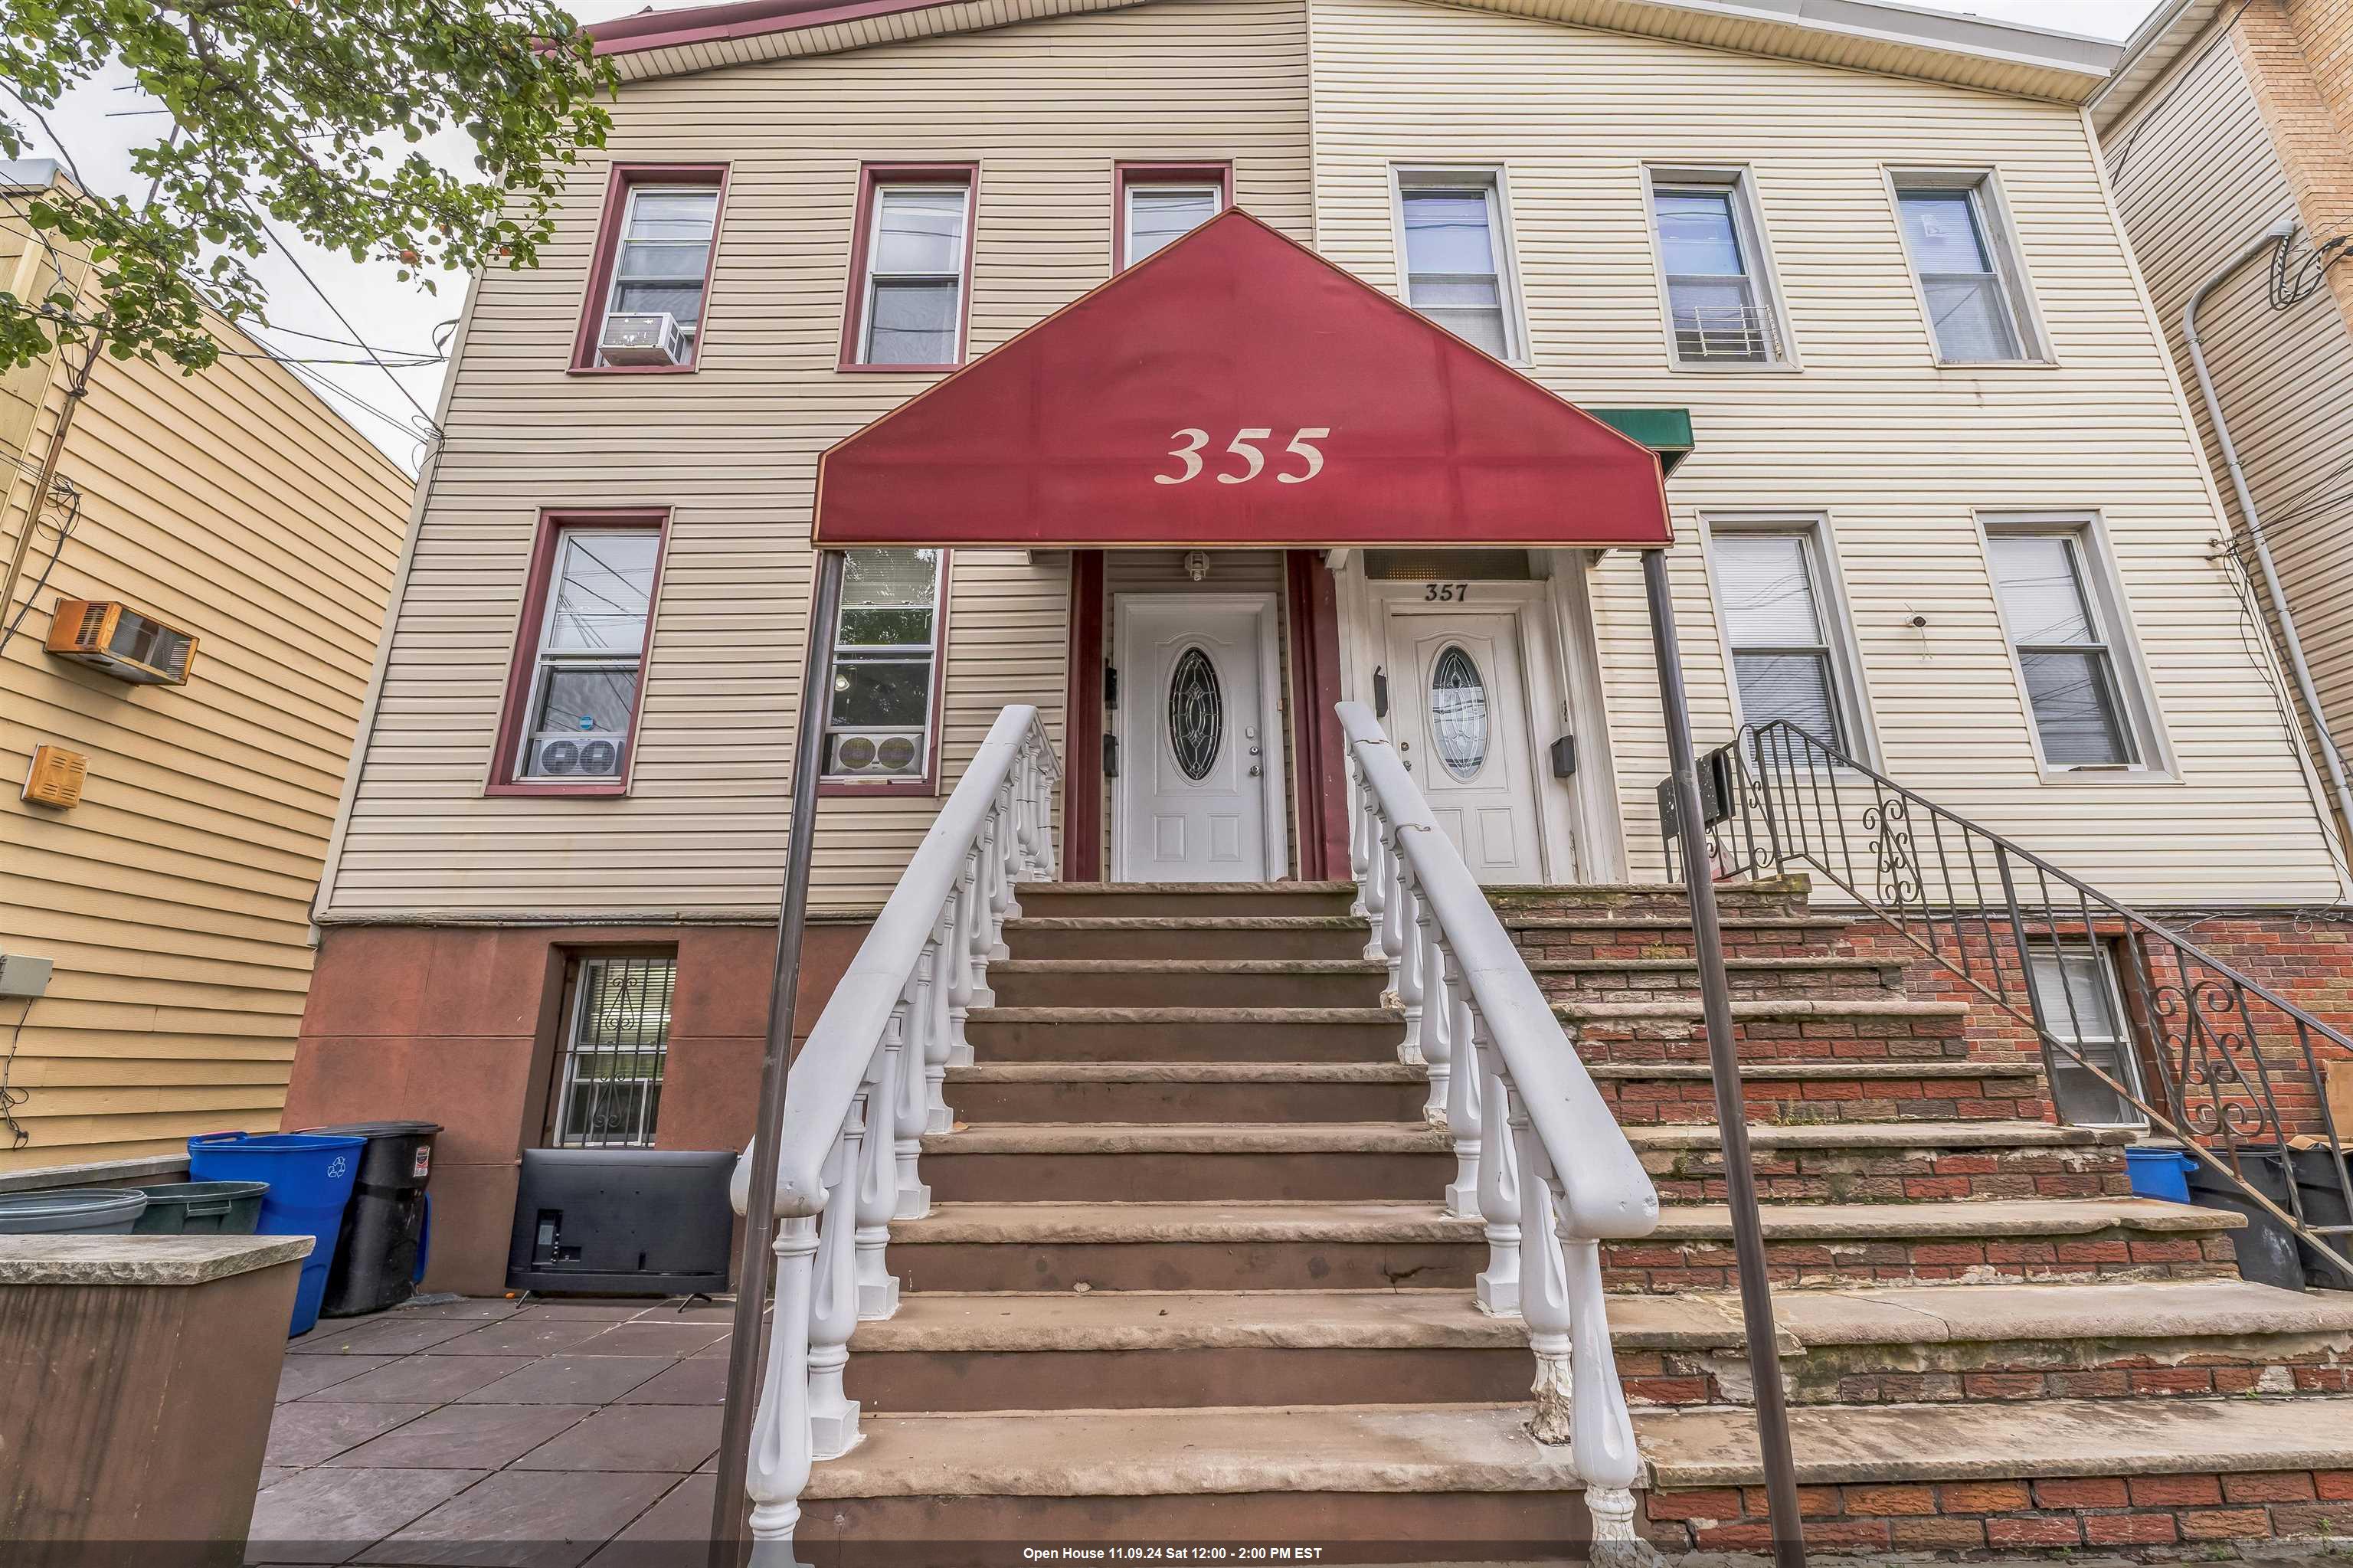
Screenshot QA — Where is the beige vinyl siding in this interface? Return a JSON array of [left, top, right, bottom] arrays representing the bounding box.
[[1308, 0, 2341, 902], [0, 221, 411, 1170], [324, 0, 1313, 921], [2103, 34, 2353, 845]]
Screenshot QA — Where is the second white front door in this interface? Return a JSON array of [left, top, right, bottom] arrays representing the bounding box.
[[1383, 608, 1547, 883], [1114, 595, 1286, 882]]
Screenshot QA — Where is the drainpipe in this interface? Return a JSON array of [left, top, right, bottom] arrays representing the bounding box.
[[2184, 218, 2353, 851]]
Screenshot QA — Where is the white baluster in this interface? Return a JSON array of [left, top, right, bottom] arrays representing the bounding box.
[[1443, 977, 1479, 1216], [1476, 1058, 1521, 1314], [1512, 1084, 1575, 1443], [1378, 830, 1410, 1066], [984, 800, 1013, 957], [999, 779, 1028, 918], [744, 1214, 817, 1564], [855, 1027, 902, 1318], [806, 1118, 861, 1459], [1416, 908, 1450, 1125], [924, 905, 957, 1131], [1347, 755, 1369, 918], [1396, 873, 1426, 1066], [950, 849, 983, 1063], [1360, 782, 1389, 960], [1563, 1230, 1645, 1553]]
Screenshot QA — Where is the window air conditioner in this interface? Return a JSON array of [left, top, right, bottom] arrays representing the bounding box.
[[600, 313, 686, 367], [828, 730, 924, 777], [527, 730, 629, 779], [45, 599, 199, 686]]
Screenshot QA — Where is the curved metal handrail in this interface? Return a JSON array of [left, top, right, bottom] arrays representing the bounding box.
[[1671, 717, 2353, 1286], [1338, 700, 1658, 1547], [727, 704, 1059, 1560]]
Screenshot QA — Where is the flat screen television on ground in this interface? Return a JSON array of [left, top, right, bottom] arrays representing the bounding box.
[[506, 1147, 735, 1295]]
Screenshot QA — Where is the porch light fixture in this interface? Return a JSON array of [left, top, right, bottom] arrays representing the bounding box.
[[1183, 550, 1209, 582]]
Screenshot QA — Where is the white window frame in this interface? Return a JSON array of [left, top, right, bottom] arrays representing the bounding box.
[[1122, 180, 1225, 269], [822, 548, 948, 784], [1387, 165, 1531, 366], [600, 184, 721, 364], [2024, 941, 2148, 1130], [1700, 513, 1874, 765], [515, 527, 659, 783], [1978, 512, 2172, 782], [1884, 167, 2050, 367], [1640, 165, 1798, 372], [857, 180, 974, 367]]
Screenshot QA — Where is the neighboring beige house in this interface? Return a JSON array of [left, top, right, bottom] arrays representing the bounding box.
[[0, 160, 413, 1177], [2094, 0, 2353, 853]]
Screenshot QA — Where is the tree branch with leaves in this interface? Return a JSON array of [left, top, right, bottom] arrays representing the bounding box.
[[0, 0, 617, 372]]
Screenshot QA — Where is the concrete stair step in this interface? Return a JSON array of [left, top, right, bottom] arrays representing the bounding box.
[[987, 957, 1391, 1009], [1559, 995, 1974, 1066], [1530, 954, 1906, 1001], [1627, 1120, 2133, 1206], [1635, 1393, 2353, 1553], [919, 1121, 1450, 1203], [944, 1060, 1430, 1124], [1006, 915, 1374, 961], [1594, 1057, 2050, 1126], [841, 1281, 2353, 1415], [969, 1006, 1405, 1062], [1016, 882, 1360, 918], [803, 1401, 1591, 1558], [888, 1197, 2242, 1294]]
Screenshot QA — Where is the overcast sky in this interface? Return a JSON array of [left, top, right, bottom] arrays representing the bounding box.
[[15, 0, 2165, 471]]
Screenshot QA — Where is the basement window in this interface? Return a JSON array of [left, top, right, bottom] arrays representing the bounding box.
[[550, 954, 676, 1148]]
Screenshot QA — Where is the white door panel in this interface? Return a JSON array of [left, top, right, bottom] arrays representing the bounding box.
[[1383, 610, 1545, 883], [1115, 597, 1283, 882]]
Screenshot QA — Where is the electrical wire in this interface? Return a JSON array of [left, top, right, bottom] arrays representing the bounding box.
[[1, 480, 80, 647], [237, 199, 441, 435], [2210, 534, 2353, 889], [0, 997, 32, 1150]]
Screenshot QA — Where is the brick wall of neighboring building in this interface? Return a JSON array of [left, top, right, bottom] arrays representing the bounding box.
[[2237, 0, 2353, 332]]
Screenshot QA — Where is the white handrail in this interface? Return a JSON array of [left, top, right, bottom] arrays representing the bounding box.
[[1338, 700, 1658, 1547], [728, 704, 1059, 1561]]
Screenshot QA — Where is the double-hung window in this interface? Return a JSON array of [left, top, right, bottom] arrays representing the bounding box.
[[2025, 944, 2146, 1128], [1648, 172, 1784, 365], [574, 166, 725, 371], [851, 172, 974, 367], [1709, 525, 1856, 749], [1394, 170, 1520, 361], [1986, 525, 2146, 770], [550, 954, 676, 1147], [1118, 165, 1228, 267], [502, 516, 664, 790], [824, 548, 946, 782], [1892, 174, 2040, 363]]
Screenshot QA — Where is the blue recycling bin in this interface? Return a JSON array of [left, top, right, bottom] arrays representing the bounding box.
[[188, 1131, 365, 1336], [2125, 1143, 2196, 1203]]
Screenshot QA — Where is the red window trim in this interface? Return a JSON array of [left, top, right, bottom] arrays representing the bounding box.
[[568, 164, 731, 375], [837, 163, 980, 374], [1111, 162, 1233, 271], [487, 509, 672, 797], [817, 549, 954, 798]]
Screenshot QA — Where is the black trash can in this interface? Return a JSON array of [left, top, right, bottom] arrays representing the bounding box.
[[2184, 1144, 2304, 1291], [2288, 1144, 2353, 1290], [131, 1180, 266, 1235], [301, 1121, 440, 1316]]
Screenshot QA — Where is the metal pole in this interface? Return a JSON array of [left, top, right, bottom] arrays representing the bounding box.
[[1641, 548, 1807, 1568], [2184, 218, 2353, 856], [709, 547, 847, 1568]]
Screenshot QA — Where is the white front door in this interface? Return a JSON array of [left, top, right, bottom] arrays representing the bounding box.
[[1114, 595, 1287, 882], [1383, 608, 1547, 882]]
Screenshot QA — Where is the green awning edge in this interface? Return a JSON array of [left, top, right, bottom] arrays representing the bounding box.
[[1589, 408, 1694, 476]]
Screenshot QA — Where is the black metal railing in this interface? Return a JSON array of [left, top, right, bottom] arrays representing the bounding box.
[[1661, 719, 2353, 1285]]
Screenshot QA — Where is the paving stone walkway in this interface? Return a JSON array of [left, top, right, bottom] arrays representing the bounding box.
[[253, 1295, 745, 1566]]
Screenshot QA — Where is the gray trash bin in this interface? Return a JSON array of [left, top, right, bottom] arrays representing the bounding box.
[[0, 1189, 149, 1234]]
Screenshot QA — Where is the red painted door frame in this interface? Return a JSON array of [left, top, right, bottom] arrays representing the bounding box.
[[1285, 551, 1349, 882], [1062, 551, 1106, 881]]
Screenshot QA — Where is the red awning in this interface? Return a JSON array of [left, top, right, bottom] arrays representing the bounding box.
[[813, 210, 1673, 551]]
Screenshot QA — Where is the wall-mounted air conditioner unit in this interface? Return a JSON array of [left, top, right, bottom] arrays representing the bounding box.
[[599, 312, 686, 367], [525, 728, 628, 779], [45, 600, 198, 686], [827, 730, 924, 777]]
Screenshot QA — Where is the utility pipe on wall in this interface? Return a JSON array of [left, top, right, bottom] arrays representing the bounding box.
[[2184, 218, 2353, 850]]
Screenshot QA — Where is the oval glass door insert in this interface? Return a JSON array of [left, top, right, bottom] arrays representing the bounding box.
[[1168, 647, 1224, 781], [1430, 645, 1490, 780]]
